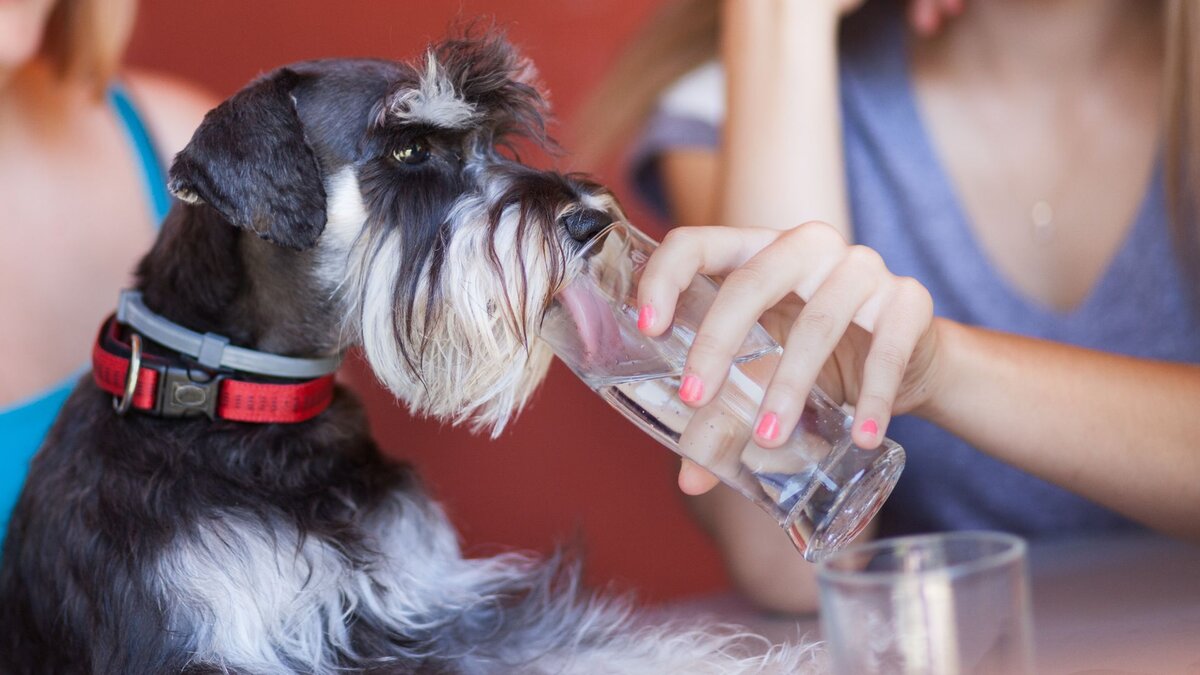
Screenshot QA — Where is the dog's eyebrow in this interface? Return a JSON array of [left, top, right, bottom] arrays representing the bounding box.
[[363, 124, 469, 161], [379, 54, 478, 131], [371, 118, 463, 138]]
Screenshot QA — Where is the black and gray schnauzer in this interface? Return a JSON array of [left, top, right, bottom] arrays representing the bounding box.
[[0, 36, 816, 673]]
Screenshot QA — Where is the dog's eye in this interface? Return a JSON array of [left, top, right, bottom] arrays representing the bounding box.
[[392, 141, 430, 166]]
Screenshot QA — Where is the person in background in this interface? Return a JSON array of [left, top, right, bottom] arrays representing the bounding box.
[[579, 0, 1200, 613], [0, 0, 216, 529]]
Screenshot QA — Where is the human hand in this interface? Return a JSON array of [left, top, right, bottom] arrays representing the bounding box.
[[771, 0, 964, 30], [636, 223, 939, 495], [833, 0, 868, 17], [907, 0, 965, 37], [722, 0, 866, 29]]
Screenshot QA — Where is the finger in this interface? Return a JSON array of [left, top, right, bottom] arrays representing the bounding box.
[[940, 0, 964, 17], [680, 223, 849, 408], [636, 227, 779, 336], [851, 277, 934, 448], [908, 0, 942, 36], [754, 249, 884, 447], [678, 458, 721, 495]]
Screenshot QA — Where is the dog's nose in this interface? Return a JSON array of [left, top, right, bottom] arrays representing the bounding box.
[[560, 209, 613, 243]]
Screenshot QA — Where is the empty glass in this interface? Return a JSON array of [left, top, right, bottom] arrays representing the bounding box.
[[817, 531, 1035, 675], [538, 221, 906, 561]]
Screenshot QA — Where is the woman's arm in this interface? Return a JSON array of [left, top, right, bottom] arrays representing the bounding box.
[[924, 321, 1200, 540], [652, 0, 861, 614], [661, 149, 832, 615], [718, 0, 853, 236], [661, 0, 856, 233], [650, 0, 975, 615], [639, 223, 1200, 549], [684, 475, 875, 614]]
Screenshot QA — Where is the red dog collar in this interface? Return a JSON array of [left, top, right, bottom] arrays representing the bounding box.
[[92, 316, 336, 424]]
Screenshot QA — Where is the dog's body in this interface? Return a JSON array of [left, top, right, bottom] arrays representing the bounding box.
[[0, 39, 814, 674]]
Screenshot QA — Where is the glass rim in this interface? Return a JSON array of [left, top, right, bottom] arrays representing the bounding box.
[[815, 530, 1027, 585]]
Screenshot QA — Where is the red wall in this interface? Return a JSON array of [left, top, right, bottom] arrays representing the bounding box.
[[125, 1, 730, 603]]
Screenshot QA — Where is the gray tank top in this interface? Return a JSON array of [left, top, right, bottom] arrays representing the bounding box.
[[629, 2, 1200, 538]]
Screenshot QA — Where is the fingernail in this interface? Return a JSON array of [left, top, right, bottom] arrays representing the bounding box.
[[679, 375, 704, 403], [638, 304, 656, 332], [756, 412, 780, 441], [861, 418, 879, 439]]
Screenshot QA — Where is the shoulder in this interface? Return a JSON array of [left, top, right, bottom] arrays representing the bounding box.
[[658, 61, 725, 127], [120, 69, 220, 157], [627, 62, 723, 220], [635, 61, 724, 156]]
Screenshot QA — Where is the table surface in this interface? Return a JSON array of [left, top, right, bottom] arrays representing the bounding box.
[[662, 533, 1200, 674]]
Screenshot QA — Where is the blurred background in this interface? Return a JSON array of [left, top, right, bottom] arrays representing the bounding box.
[[125, 1, 726, 603]]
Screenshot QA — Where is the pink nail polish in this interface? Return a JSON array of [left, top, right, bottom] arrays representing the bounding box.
[[861, 418, 879, 438], [638, 304, 656, 332], [756, 413, 779, 441], [679, 375, 704, 403]]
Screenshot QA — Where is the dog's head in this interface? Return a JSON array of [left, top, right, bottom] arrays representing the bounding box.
[[160, 35, 622, 434]]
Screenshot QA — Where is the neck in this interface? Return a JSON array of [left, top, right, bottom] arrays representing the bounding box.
[[916, 0, 1163, 87], [136, 206, 250, 341], [0, 60, 83, 137], [0, 61, 35, 124], [136, 205, 344, 361], [0, 55, 34, 99]]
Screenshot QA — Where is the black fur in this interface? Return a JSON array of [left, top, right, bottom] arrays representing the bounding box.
[[0, 37, 614, 674], [168, 69, 328, 251]]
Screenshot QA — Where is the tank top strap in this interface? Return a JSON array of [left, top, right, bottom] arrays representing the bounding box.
[[107, 83, 172, 225]]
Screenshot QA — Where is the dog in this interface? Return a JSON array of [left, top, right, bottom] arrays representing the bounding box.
[[0, 35, 817, 674]]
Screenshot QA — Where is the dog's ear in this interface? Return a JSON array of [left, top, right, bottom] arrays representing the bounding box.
[[168, 69, 327, 251]]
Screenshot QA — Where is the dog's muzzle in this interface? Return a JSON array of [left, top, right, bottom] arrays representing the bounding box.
[[559, 208, 613, 244]]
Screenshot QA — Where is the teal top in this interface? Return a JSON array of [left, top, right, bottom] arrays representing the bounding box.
[[0, 84, 171, 532]]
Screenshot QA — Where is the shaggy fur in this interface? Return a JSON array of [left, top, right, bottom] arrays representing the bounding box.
[[0, 35, 819, 674]]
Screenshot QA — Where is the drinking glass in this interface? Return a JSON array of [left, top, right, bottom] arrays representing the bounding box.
[[816, 531, 1035, 674], [538, 221, 906, 561]]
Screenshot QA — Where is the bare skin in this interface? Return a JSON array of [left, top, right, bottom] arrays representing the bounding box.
[[0, 50, 215, 406], [648, 0, 1177, 613]]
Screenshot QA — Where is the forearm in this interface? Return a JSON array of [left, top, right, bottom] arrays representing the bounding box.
[[719, 1, 849, 236], [922, 319, 1200, 539], [686, 485, 823, 614]]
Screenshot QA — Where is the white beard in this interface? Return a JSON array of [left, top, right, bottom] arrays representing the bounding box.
[[318, 167, 585, 435]]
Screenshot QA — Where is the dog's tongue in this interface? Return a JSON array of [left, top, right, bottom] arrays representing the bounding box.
[[556, 281, 623, 367]]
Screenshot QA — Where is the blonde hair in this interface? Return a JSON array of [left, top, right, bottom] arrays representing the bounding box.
[[39, 0, 137, 95]]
